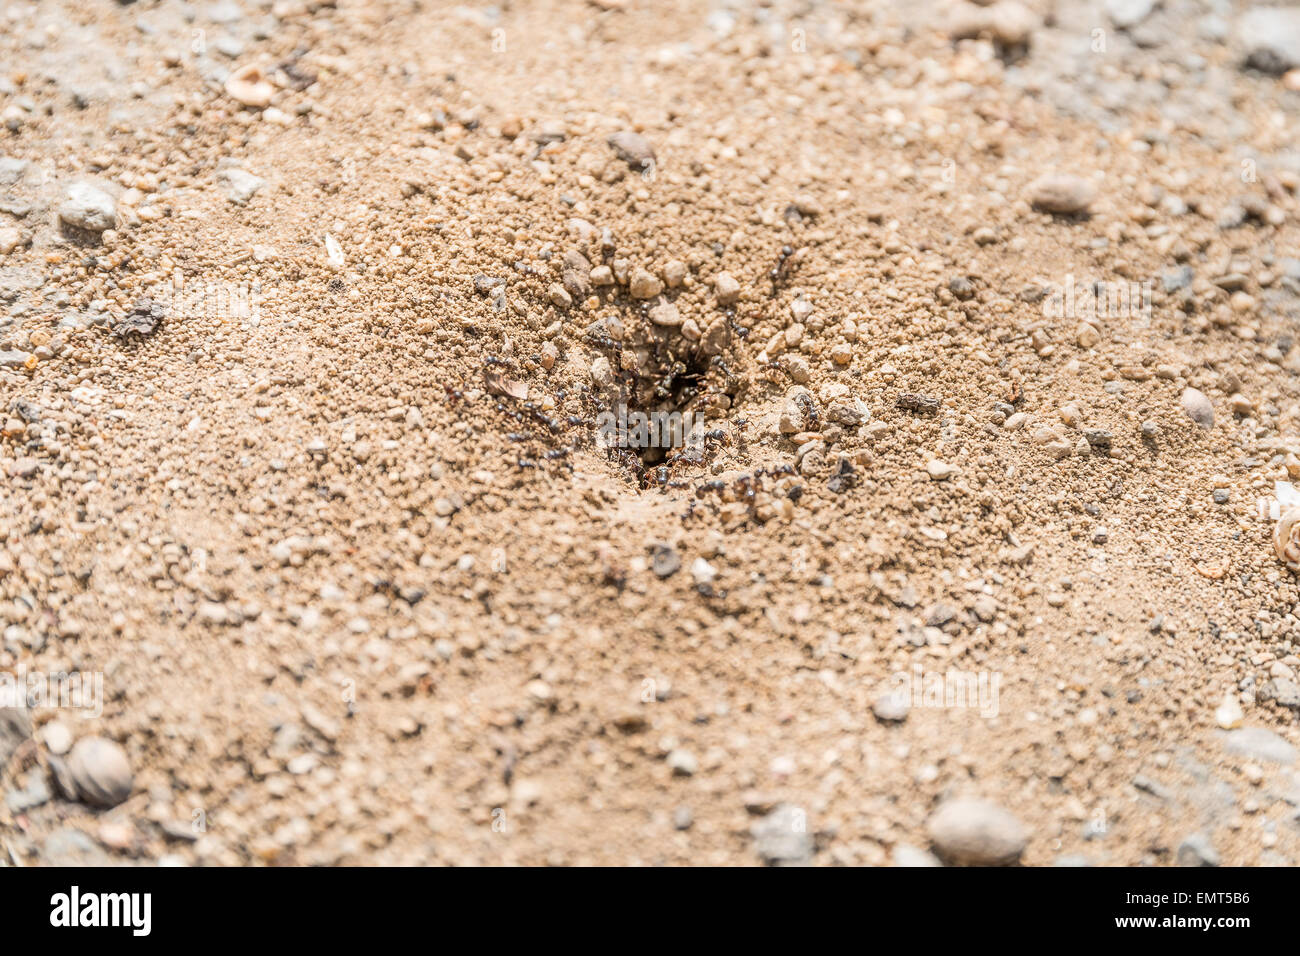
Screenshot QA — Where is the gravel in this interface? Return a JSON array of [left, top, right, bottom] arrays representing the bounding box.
[[4, 0, 1300, 869]]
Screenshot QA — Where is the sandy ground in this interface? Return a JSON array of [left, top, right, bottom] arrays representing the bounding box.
[[3, 0, 1300, 866]]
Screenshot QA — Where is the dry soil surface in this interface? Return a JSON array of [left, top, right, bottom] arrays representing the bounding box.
[[4, 0, 1300, 866]]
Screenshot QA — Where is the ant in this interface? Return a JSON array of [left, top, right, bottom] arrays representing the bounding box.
[[769, 245, 799, 294]]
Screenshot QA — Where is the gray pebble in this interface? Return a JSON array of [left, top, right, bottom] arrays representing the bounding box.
[[892, 843, 941, 867], [1084, 429, 1112, 454], [606, 131, 655, 171], [1221, 727, 1296, 765], [1177, 833, 1220, 867], [1181, 387, 1214, 430], [1239, 7, 1300, 74], [751, 804, 814, 866], [927, 798, 1028, 865], [666, 748, 698, 776], [6, 772, 51, 813], [58, 182, 117, 232], [651, 544, 680, 578], [65, 736, 133, 807], [1259, 678, 1300, 709], [1027, 173, 1096, 215], [0, 156, 28, 187], [872, 688, 910, 723], [0, 349, 33, 368], [217, 167, 265, 206], [42, 827, 109, 866], [0, 706, 32, 767]]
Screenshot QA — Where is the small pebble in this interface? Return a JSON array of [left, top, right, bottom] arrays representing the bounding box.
[[927, 459, 958, 481], [714, 272, 740, 305], [606, 131, 656, 171], [651, 544, 680, 578], [1180, 387, 1214, 430], [58, 182, 117, 232], [65, 736, 133, 808], [927, 798, 1028, 865], [1027, 172, 1096, 215], [629, 268, 662, 299]]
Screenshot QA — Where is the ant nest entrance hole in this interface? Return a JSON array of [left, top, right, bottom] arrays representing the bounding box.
[[584, 298, 743, 486]]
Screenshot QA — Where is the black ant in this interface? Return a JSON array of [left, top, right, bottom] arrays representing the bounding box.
[[769, 245, 798, 294], [792, 391, 819, 428]]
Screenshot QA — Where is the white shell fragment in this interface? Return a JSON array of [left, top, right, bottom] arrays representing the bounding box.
[[225, 64, 275, 108], [324, 233, 345, 270]]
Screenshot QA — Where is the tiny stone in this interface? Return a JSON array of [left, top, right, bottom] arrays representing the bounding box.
[[690, 557, 716, 586], [666, 748, 698, 776], [1027, 172, 1096, 215], [6, 772, 52, 813], [1222, 727, 1296, 765], [948, 276, 974, 299], [545, 281, 573, 308], [897, 392, 941, 415], [892, 844, 942, 867], [42, 721, 73, 755], [606, 130, 656, 171], [926, 798, 1028, 865], [650, 544, 680, 578], [217, 167, 265, 206], [65, 736, 133, 808], [0, 226, 21, 255], [1176, 833, 1220, 867], [927, 459, 957, 480], [872, 689, 910, 723], [648, 300, 682, 326], [1259, 677, 1300, 709], [1214, 694, 1244, 730], [751, 804, 814, 866], [1083, 430, 1112, 454], [58, 182, 117, 232], [1180, 387, 1214, 430], [714, 271, 741, 305], [629, 268, 662, 299]]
